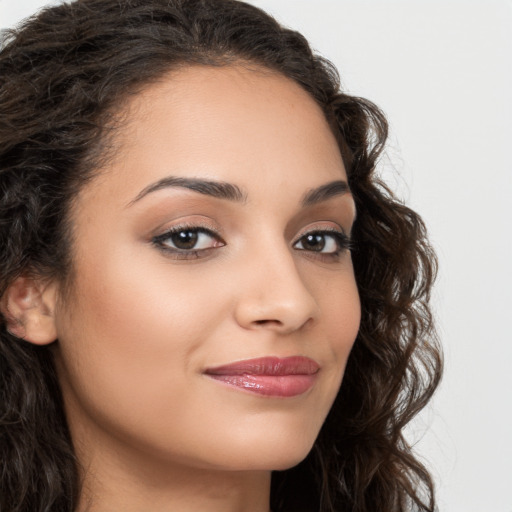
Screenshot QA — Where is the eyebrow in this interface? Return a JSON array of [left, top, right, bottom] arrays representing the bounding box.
[[127, 176, 350, 207], [127, 176, 247, 206], [301, 180, 350, 207]]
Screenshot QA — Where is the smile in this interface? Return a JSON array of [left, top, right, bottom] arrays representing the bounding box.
[[204, 356, 320, 397]]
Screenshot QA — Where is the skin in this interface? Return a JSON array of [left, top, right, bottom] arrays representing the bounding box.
[[17, 65, 361, 511]]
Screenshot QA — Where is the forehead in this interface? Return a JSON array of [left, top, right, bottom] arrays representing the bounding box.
[[81, 64, 347, 207]]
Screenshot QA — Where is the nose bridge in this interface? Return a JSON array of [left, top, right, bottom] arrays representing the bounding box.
[[233, 231, 318, 332]]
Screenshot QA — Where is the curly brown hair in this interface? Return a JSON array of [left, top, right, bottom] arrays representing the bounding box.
[[0, 0, 442, 511]]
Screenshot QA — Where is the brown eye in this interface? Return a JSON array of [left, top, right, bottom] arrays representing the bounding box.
[[300, 233, 326, 252], [153, 227, 224, 253], [293, 231, 350, 254], [170, 230, 199, 250]]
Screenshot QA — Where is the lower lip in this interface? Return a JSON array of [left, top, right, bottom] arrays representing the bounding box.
[[206, 374, 317, 397]]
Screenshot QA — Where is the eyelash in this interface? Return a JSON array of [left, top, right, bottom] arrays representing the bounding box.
[[293, 228, 352, 261], [152, 224, 352, 261], [152, 223, 224, 260]]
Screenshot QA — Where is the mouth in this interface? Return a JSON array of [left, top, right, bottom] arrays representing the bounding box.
[[203, 356, 320, 397]]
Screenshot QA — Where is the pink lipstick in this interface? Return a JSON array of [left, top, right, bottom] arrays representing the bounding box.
[[204, 356, 319, 397]]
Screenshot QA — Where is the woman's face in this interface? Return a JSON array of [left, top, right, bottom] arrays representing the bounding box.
[[53, 65, 360, 472]]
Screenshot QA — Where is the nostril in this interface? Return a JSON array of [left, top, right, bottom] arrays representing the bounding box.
[[254, 319, 281, 326]]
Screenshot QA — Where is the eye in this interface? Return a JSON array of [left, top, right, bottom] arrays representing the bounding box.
[[152, 226, 225, 257], [293, 230, 351, 255]]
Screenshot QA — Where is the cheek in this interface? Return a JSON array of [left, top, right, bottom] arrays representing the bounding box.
[[296, 259, 360, 410], [54, 252, 229, 444], [63, 244, 228, 353], [308, 260, 361, 360]]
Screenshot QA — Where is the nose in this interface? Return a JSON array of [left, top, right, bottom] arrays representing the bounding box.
[[233, 244, 319, 334]]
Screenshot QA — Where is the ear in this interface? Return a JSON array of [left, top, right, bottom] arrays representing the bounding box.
[[0, 276, 58, 345]]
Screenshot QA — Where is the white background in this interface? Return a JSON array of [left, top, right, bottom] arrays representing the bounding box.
[[1, 1, 511, 510]]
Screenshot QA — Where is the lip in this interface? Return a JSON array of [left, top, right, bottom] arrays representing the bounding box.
[[204, 356, 320, 397]]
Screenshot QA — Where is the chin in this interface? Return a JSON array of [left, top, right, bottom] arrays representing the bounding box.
[[268, 452, 313, 472], [207, 430, 318, 472], [173, 399, 331, 472]]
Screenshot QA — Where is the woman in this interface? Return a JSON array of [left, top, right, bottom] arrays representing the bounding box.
[[0, 0, 442, 511]]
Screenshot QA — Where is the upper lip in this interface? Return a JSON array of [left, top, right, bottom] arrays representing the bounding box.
[[204, 356, 320, 376]]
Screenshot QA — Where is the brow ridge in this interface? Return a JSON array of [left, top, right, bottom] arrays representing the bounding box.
[[128, 176, 247, 206], [301, 180, 350, 207], [129, 176, 349, 208]]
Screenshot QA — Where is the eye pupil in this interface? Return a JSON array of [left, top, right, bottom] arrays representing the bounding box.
[[172, 230, 198, 249], [302, 234, 325, 251]]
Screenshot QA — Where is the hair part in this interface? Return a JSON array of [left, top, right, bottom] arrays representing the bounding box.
[[0, 1, 442, 511]]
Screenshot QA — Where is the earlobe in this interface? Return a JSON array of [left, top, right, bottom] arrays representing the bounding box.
[[0, 276, 58, 345]]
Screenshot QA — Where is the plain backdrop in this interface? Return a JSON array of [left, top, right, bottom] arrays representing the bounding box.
[[1, 1, 511, 511]]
